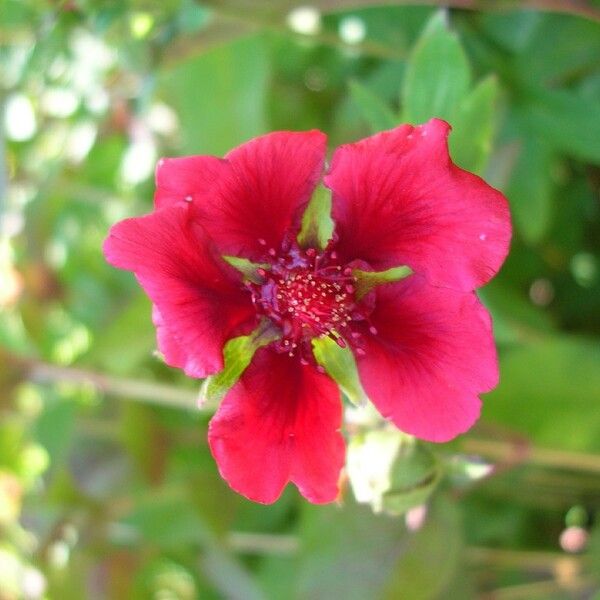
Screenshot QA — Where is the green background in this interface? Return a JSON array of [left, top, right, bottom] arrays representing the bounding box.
[[1, 1, 600, 598]]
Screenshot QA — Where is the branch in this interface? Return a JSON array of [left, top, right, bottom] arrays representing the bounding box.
[[462, 437, 600, 475], [3, 350, 201, 411], [304, 0, 600, 23]]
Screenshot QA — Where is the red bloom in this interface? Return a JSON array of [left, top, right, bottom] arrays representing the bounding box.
[[103, 119, 511, 504]]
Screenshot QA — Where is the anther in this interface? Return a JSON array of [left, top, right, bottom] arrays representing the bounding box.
[[335, 336, 347, 348]]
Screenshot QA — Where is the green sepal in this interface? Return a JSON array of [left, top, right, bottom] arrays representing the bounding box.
[[353, 266, 413, 300], [297, 184, 334, 251], [382, 439, 442, 516], [312, 336, 368, 407], [199, 323, 277, 407], [222, 255, 268, 284], [347, 431, 442, 516]]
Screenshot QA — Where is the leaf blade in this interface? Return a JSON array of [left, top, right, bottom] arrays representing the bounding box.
[[402, 11, 471, 123]]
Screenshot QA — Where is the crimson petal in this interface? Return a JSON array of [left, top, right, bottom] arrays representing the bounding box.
[[354, 275, 499, 442], [154, 155, 227, 210], [197, 130, 327, 260], [208, 347, 345, 504], [103, 204, 256, 378], [151, 305, 207, 378], [325, 119, 511, 291]]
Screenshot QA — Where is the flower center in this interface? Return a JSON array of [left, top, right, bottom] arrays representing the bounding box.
[[248, 243, 373, 366]]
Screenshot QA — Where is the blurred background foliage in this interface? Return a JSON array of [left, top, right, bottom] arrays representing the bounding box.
[[1, 1, 600, 598]]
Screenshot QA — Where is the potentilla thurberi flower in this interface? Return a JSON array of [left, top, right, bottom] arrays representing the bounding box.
[[103, 119, 511, 504]]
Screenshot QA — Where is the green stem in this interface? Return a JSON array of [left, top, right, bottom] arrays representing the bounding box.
[[226, 532, 299, 555], [6, 350, 600, 477], [462, 438, 600, 475], [479, 577, 597, 600], [4, 350, 200, 411], [310, 0, 600, 23]]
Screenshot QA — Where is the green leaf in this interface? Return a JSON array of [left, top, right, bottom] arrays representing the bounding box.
[[353, 266, 413, 300], [160, 34, 268, 155], [507, 137, 555, 244], [402, 11, 471, 123], [589, 521, 600, 577], [348, 79, 397, 133], [312, 336, 367, 407], [485, 336, 600, 452], [86, 293, 155, 374], [199, 326, 276, 406], [222, 256, 268, 284], [480, 11, 542, 53], [517, 87, 600, 163], [478, 279, 555, 346], [449, 75, 498, 174], [297, 185, 334, 251], [121, 490, 267, 600], [382, 498, 463, 599], [296, 496, 462, 600]]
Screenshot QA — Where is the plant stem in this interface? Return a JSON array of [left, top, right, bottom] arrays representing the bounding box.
[[462, 438, 600, 475], [478, 576, 598, 600], [226, 532, 300, 555], [3, 350, 201, 411], [310, 0, 600, 23], [6, 350, 600, 477]]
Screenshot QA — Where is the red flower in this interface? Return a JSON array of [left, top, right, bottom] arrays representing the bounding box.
[[103, 119, 511, 504]]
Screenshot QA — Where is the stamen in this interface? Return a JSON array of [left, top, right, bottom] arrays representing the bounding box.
[[247, 242, 374, 364]]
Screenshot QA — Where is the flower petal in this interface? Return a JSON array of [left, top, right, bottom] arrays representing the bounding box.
[[103, 204, 256, 377], [208, 347, 344, 504], [154, 155, 227, 210], [354, 275, 499, 442], [325, 119, 511, 291], [198, 130, 327, 260], [152, 305, 206, 378]]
